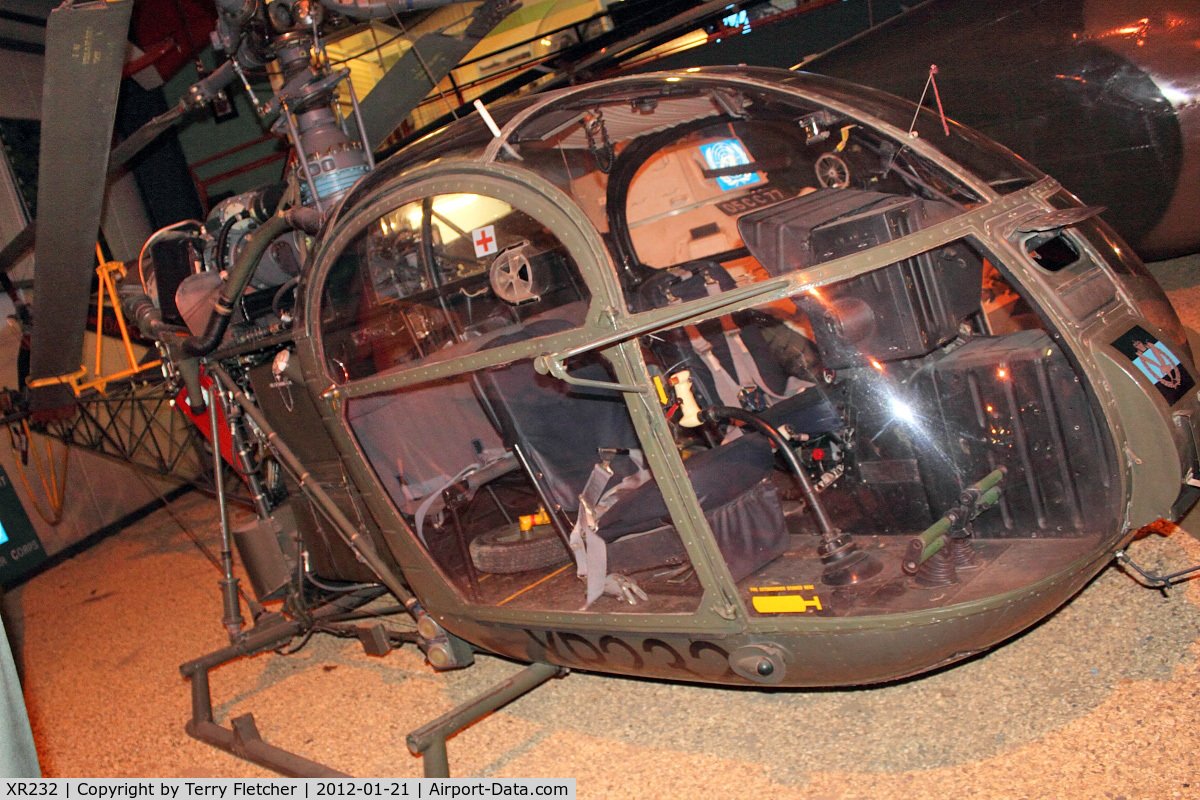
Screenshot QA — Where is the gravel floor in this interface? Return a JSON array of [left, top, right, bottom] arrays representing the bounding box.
[[5, 258, 1200, 797]]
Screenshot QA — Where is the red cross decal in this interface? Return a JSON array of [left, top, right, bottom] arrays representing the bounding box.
[[473, 225, 497, 257]]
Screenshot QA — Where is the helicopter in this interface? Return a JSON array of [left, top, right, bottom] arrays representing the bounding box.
[[8, 0, 1200, 781]]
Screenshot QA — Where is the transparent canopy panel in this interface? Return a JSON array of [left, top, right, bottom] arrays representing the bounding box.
[[325, 192, 699, 613], [774, 71, 1044, 194], [635, 233, 1120, 618], [345, 354, 703, 614], [319, 193, 590, 383], [503, 77, 987, 308]]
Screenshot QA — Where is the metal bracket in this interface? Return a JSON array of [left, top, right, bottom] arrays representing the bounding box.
[[533, 354, 644, 393], [1115, 549, 1200, 595]]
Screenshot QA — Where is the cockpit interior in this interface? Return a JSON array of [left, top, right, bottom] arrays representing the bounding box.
[[314, 78, 1121, 619]]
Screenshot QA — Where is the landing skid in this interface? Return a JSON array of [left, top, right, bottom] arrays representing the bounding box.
[[180, 614, 347, 777], [180, 615, 567, 778], [407, 662, 567, 777]]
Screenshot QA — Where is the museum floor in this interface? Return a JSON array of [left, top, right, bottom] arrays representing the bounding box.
[[5, 256, 1200, 797]]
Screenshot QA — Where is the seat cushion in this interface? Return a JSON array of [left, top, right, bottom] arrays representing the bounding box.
[[706, 478, 788, 583], [604, 479, 788, 583], [599, 433, 775, 540]]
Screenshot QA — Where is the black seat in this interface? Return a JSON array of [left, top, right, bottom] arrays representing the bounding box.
[[758, 388, 842, 435], [475, 317, 787, 581]]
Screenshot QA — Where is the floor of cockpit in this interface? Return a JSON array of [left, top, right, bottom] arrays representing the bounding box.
[[741, 531, 1100, 618], [458, 558, 705, 615], [450, 516, 1101, 618]]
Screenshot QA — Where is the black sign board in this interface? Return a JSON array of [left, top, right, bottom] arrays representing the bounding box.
[[0, 464, 46, 587]]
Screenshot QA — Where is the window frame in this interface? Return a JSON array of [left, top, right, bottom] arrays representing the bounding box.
[[304, 161, 622, 401]]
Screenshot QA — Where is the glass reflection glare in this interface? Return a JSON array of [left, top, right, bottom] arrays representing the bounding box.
[[889, 397, 918, 425]]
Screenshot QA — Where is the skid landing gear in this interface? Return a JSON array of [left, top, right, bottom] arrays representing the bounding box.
[[181, 613, 568, 778], [180, 614, 349, 777], [408, 662, 569, 777]]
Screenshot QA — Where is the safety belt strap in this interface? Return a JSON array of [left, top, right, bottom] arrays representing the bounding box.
[[685, 325, 744, 407], [567, 450, 652, 607], [567, 461, 612, 581], [725, 329, 790, 401], [699, 279, 797, 404], [414, 464, 478, 547]]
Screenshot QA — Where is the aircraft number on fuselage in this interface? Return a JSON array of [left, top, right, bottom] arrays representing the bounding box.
[[523, 629, 737, 680], [715, 186, 790, 216]]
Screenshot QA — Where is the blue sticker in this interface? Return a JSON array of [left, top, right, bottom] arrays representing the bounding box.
[[700, 139, 760, 192], [0, 465, 45, 588], [1133, 340, 1181, 385], [1111, 325, 1195, 405]]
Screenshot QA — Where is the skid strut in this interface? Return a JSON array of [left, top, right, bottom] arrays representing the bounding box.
[[180, 615, 350, 778], [407, 662, 568, 778], [182, 613, 568, 777]]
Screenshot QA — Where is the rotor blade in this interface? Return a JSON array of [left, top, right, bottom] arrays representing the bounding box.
[[569, 0, 740, 75], [29, 0, 133, 413], [109, 104, 187, 172], [0, 102, 186, 278], [384, 0, 739, 155], [359, 0, 520, 150]]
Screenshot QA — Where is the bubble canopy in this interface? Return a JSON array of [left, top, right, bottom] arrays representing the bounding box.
[[300, 68, 1194, 686]]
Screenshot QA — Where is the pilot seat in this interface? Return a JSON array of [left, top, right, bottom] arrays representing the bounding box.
[[474, 316, 790, 606]]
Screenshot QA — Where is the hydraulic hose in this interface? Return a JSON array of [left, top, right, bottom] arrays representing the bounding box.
[[182, 214, 293, 357], [699, 405, 882, 585], [117, 280, 188, 342], [271, 276, 300, 317], [700, 410, 888, 585], [281, 206, 322, 236], [213, 211, 247, 274], [699, 405, 834, 537]]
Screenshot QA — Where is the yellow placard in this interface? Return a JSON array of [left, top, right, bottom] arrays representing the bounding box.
[[751, 594, 823, 614]]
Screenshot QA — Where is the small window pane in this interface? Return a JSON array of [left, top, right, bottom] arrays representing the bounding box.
[[320, 193, 590, 382], [1025, 231, 1082, 272]]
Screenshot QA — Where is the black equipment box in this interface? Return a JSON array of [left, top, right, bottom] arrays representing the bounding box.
[[738, 188, 980, 369], [149, 235, 203, 326]]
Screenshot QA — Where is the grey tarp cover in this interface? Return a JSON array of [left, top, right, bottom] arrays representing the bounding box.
[[348, 375, 504, 515], [0, 608, 39, 777]]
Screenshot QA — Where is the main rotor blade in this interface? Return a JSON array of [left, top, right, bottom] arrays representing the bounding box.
[[0, 102, 187, 277], [359, 0, 520, 150], [29, 0, 133, 412], [109, 104, 186, 172], [569, 0, 745, 75]]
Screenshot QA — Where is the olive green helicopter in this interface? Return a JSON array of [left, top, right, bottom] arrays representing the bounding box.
[[9, 0, 1200, 779]]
